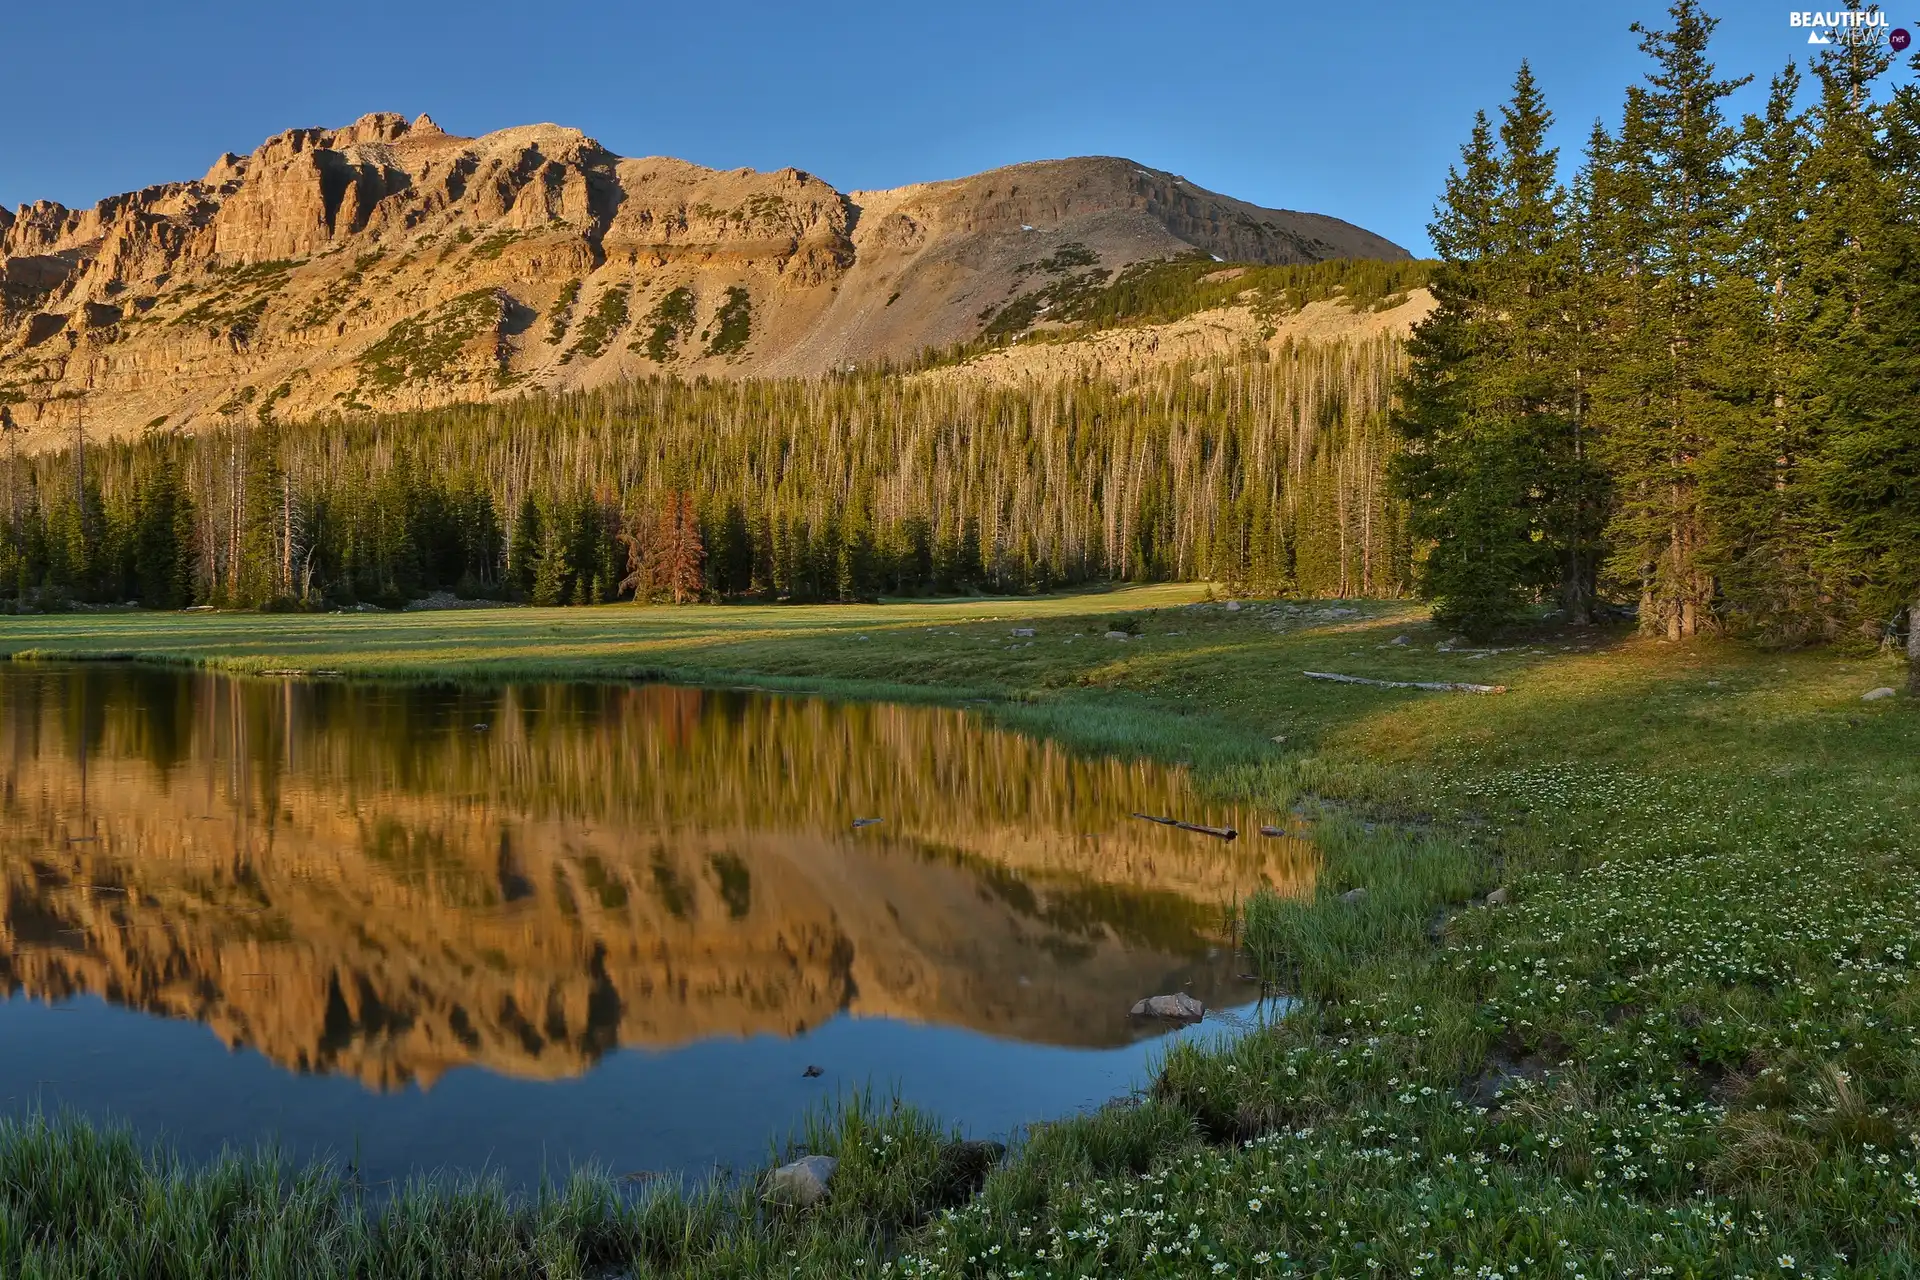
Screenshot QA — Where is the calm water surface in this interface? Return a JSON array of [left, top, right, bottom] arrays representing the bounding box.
[[0, 666, 1312, 1186]]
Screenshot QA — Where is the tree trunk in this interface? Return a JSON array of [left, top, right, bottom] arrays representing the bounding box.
[[1908, 599, 1920, 698]]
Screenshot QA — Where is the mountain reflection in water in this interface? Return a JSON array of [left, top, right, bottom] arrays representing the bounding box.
[[0, 667, 1314, 1097]]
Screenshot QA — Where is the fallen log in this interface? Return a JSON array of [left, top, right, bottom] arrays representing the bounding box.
[[1132, 812, 1238, 840], [1302, 670, 1507, 694]]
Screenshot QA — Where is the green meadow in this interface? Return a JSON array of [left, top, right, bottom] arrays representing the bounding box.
[[3, 588, 1917, 1278]]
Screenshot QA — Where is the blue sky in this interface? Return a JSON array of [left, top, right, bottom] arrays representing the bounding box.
[[0, 2, 1862, 255]]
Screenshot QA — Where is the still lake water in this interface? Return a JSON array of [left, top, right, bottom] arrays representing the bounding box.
[[0, 666, 1313, 1186]]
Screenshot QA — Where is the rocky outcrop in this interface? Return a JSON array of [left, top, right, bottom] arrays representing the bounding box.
[[0, 113, 1406, 446]]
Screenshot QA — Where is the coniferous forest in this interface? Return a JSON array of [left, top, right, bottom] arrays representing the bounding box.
[[1395, 1, 1920, 656], [0, 341, 1408, 609]]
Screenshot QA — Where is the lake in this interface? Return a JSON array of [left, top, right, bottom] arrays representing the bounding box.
[[0, 666, 1312, 1187]]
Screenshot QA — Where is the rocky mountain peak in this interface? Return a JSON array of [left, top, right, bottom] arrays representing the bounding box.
[[0, 113, 1408, 444]]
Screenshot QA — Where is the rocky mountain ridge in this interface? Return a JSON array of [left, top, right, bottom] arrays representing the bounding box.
[[0, 112, 1407, 445]]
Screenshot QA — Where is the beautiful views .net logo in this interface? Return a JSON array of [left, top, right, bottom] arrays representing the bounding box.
[[1788, 9, 1910, 47]]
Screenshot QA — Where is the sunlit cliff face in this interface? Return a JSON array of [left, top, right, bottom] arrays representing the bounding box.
[[0, 670, 1314, 1092], [0, 111, 1405, 443]]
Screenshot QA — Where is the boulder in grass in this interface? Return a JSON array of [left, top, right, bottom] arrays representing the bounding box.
[[1339, 887, 1369, 905], [1011, 627, 1035, 637], [1130, 992, 1206, 1023], [765, 1154, 838, 1208], [1863, 687, 1898, 702], [1105, 630, 1131, 641]]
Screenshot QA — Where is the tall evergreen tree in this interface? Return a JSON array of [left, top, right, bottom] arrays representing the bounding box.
[[1392, 110, 1530, 637], [507, 493, 542, 600], [1558, 121, 1621, 623], [1819, 43, 1920, 692], [1394, 68, 1592, 638], [131, 453, 196, 609], [530, 515, 571, 607], [1488, 64, 1603, 624], [1709, 63, 1823, 638], [1595, 0, 1750, 638]]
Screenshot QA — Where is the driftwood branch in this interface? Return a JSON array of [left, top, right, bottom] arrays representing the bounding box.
[[1302, 670, 1507, 695], [1131, 812, 1238, 840]]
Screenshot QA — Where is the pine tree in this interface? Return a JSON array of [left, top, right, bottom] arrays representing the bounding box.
[[1393, 112, 1512, 636], [1595, 0, 1751, 638], [531, 517, 571, 607], [507, 493, 541, 600], [1819, 43, 1920, 692], [618, 504, 654, 603], [659, 492, 707, 604], [132, 453, 195, 609], [1708, 63, 1822, 639], [1393, 70, 1583, 640], [1487, 64, 1602, 624], [1557, 121, 1620, 622]]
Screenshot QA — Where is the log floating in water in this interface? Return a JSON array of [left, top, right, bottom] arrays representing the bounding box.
[[1302, 671, 1508, 694], [1131, 812, 1237, 840]]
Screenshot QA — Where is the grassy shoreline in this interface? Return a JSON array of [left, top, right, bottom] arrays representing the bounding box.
[[4, 588, 1918, 1278]]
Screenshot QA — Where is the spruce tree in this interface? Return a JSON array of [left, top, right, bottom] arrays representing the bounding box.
[[1596, 0, 1750, 638], [661, 492, 707, 604], [1709, 64, 1821, 639], [1819, 44, 1920, 692], [1393, 69, 1586, 640], [1558, 121, 1621, 622], [132, 454, 195, 609], [531, 518, 570, 607], [1487, 64, 1600, 624], [1392, 110, 1530, 637], [507, 494, 541, 600]]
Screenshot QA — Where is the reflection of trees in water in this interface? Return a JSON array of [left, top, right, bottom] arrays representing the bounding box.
[[0, 668, 1315, 1092]]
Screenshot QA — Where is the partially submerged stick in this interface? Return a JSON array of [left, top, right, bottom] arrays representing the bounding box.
[[1303, 670, 1507, 694], [1132, 812, 1238, 840]]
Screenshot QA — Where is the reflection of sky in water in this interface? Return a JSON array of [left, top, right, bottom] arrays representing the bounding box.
[[0, 666, 1310, 1184], [0, 994, 1276, 1187]]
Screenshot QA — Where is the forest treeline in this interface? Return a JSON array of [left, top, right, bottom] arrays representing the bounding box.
[[0, 339, 1409, 608], [1396, 0, 1920, 659]]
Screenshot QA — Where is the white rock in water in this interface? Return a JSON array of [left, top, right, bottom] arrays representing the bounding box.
[[1130, 992, 1206, 1023], [766, 1154, 839, 1207], [1105, 630, 1131, 641], [1863, 687, 1898, 701]]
